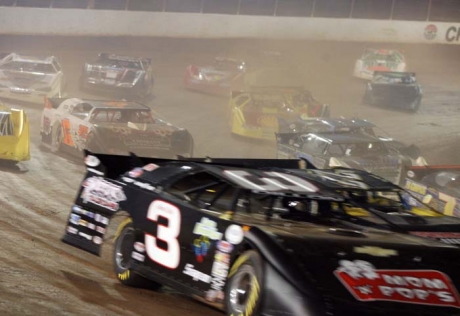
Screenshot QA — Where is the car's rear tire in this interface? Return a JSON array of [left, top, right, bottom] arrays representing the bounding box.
[[225, 250, 263, 316], [50, 122, 63, 153], [113, 219, 162, 290], [408, 97, 421, 113]]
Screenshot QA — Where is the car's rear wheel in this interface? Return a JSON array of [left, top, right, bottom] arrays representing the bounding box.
[[225, 250, 263, 316], [408, 97, 421, 112], [113, 219, 162, 289], [51, 122, 63, 153]]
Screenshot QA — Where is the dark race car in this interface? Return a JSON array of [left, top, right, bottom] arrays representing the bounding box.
[[184, 57, 247, 96], [362, 71, 422, 112], [276, 117, 427, 184], [61, 153, 460, 316], [403, 165, 460, 219], [40, 97, 193, 158], [80, 53, 154, 98]]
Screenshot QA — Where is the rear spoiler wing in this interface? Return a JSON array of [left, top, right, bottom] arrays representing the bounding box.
[[84, 151, 317, 180], [98, 52, 151, 64], [373, 71, 416, 77], [231, 86, 307, 98]]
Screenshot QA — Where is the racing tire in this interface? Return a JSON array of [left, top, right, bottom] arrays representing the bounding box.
[[50, 122, 64, 153], [113, 219, 162, 290], [408, 97, 421, 113], [225, 250, 264, 316]]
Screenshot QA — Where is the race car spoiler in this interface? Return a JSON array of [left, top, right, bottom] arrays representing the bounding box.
[[373, 71, 416, 77], [84, 150, 316, 180], [231, 86, 308, 98]]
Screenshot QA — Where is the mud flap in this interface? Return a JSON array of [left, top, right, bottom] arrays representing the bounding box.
[[61, 169, 127, 256]]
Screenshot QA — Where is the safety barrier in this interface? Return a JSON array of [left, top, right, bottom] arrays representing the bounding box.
[[0, 7, 460, 44]]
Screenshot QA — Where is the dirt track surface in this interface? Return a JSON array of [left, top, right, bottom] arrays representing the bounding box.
[[0, 35, 459, 316]]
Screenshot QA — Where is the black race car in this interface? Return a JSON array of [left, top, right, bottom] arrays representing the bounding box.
[[276, 117, 427, 185], [62, 153, 460, 316], [80, 53, 154, 98], [362, 71, 422, 112]]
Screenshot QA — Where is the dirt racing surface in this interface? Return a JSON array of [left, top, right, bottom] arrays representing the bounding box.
[[0, 35, 459, 316]]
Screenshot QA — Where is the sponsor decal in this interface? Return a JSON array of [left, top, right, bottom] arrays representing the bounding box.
[[205, 289, 225, 303], [84, 155, 100, 167], [216, 240, 233, 253], [183, 263, 211, 283], [95, 213, 109, 225], [72, 206, 95, 219], [128, 167, 143, 178], [131, 251, 145, 262], [193, 236, 210, 263], [424, 24, 437, 40], [354, 246, 398, 257], [446, 26, 460, 42], [407, 170, 415, 178], [78, 232, 92, 241], [405, 180, 427, 195], [210, 249, 231, 293], [225, 224, 244, 245], [67, 226, 78, 235], [81, 177, 126, 212], [143, 163, 159, 172], [193, 218, 223, 240], [134, 242, 145, 253], [70, 213, 80, 225], [96, 226, 106, 234], [93, 236, 103, 245], [335, 260, 460, 308], [410, 232, 460, 245]]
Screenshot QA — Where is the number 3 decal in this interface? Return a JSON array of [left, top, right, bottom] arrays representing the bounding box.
[[145, 200, 181, 269]]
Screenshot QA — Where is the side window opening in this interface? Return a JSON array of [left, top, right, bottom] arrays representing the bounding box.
[[166, 172, 236, 212]]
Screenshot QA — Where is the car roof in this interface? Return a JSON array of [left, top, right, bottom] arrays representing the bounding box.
[[307, 132, 382, 144], [7, 53, 56, 63], [84, 100, 150, 110], [99, 53, 148, 62], [140, 160, 397, 195]]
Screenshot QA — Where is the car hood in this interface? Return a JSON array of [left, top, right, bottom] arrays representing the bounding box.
[[257, 223, 460, 314], [0, 70, 57, 88]]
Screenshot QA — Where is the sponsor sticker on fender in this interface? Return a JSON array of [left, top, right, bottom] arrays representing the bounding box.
[[80, 177, 126, 212], [335, 260, 460, 308]]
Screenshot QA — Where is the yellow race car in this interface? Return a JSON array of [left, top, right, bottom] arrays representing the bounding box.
[[229, 86, 329, 140], [0, 102, 30, 163]]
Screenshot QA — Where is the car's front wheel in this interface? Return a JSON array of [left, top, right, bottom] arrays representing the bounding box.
[[113, 219, 162, 289], [225, 250, 263, 316]]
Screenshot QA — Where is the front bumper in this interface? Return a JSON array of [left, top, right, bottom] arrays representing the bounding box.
[[184, 77, 231, 96]]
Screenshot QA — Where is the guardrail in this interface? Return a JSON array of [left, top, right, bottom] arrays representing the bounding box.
[[0, 5, 460, 44], [2, 0, 460, 23]]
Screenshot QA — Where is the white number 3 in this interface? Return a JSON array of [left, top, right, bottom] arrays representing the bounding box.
[[145, 200, 181, 269]]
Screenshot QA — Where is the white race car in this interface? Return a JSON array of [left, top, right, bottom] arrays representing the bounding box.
[[0, 53, 66, 103], [353, 49, 407, 80]]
